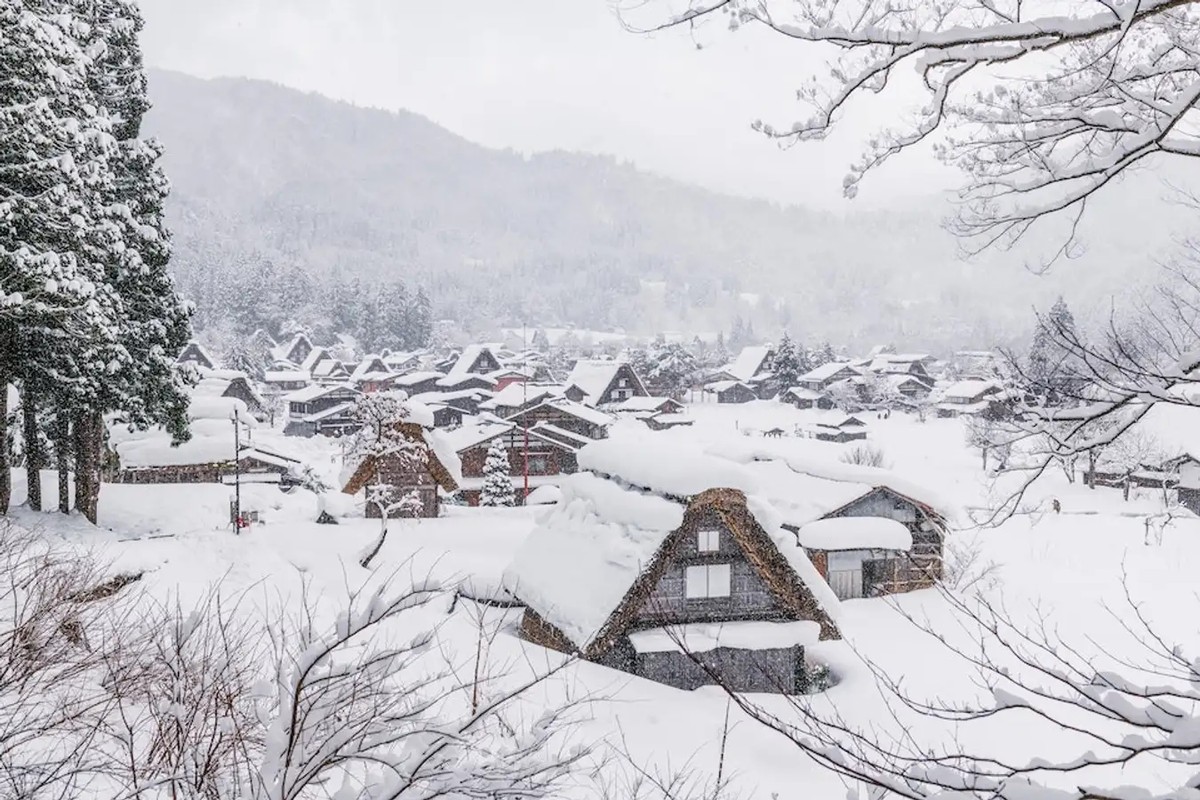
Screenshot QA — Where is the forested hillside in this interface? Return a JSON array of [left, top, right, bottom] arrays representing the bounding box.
[[146, 70, 1188, 351]]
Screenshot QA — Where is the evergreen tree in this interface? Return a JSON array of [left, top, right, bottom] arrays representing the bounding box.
[[0, 2, 128, 514], [72, 0, 193, 521], [531, 328, 550, 352], [648, 342, 698, 400], [729, 317, 748, 351], [379, 280, 409, 351], [812, 342, 836, 367], [1027, 296, 1081, 405], [407, 287, 433, 349], [709, 332, 731, 369], [772, 333, 804, 391], [479, 437, 515, 507]]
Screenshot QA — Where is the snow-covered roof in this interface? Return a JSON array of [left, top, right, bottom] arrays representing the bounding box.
[[391, 371, 445, 387], [705, 439, 959, 526], [426, 428, 463, 487], [798, 362, 857, 383], [264, 370, 310, 383], [725, 346, 772, 382], [479, 382, 564, 410], [705, 380, 753, 393], [529, 422, 593, 449], [299, 402, 355, 422], [785, 387, 824, 400], [610, 396, 679, 413], [941, 379, 1002, 401], [436, 372, 497, 389], [814, 414, 866, 430], [564, 360, 635, 404], [188, 396, 256, 424], [312, 360, 348, 378], [502, 472, 688, 649], [299, 346, 330, 372], [525, 485, 562, 506], [628, 620, 821, 654], [794, 517, 913, 551], [443, 344, 495, 383], [284, 383, 353, 403], [444, 420, 516, 453], [578, 431, 758, 498], [349, 355, 390, 382]]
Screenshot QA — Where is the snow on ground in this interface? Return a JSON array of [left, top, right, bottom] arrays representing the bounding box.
[[6, 402, 1200, 798]]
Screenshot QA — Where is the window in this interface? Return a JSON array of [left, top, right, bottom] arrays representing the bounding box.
[[619, 378, 628, 387], [685, 564, 731, 598], [697, 529, 720, 552]]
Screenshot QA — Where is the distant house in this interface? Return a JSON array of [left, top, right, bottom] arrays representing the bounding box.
[[505, 479, 841, 694], [479, 384, 565, 418], [262, 369, 310, 393], [564, 361, 647, 407], [487, 367, 536, 392], [782, 387, 834, 410], [445, 345, 503, 378], [507, 398, 612, 441], [340, 422, 460, 519], [809, 414, 868, 443], [643, 413, 694, 432], [865, 354, 936, 387], [796, 362, 861, 393], [274, 333, 314, 367], [721, 346, 776, 384], [283, 384, 360, 437], [611, 396, 686, 416], [427, 402, 466, 429], [349, 355, 395, 393], [935, 380, 1008, 419], [192, 371, 268, 421], [114, 443, 304, 486], [176, 341, 216, 370], [449, 421, 582, 506], [311, 359, 351, 385], [391, 371, 445, 396], [885, 375, 933, 401], [707, 380, 758, 405]]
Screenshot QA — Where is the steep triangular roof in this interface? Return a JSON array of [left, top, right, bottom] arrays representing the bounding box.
[[505, 477, 840, 658]]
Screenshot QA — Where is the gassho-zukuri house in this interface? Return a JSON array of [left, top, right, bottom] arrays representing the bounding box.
[[502, 433, 953, 695]]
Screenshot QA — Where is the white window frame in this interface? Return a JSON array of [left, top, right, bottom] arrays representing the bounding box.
[[697, 529, 720, 553], [685, 564, 731, 599]]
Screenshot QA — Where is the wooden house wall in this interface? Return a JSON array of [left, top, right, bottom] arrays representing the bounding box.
[[459, 435, 575, 478], [634, 509, 789, 626], [821, 490, 944, 592], [362, 454, 440, 518], [509, 407, 606, 440], [717, 385, 757, 404]]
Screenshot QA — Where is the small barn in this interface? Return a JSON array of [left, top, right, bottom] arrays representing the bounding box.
[[340, 421, 461, 519], [505, 473, 841, 695], [707, 380, 758, 405], [782, 387, 834, 410], [796, 363, 861, 393], [809, 415, 868, 443]]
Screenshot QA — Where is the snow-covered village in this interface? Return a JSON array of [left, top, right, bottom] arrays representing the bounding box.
[[6, 2, 1200, 799]]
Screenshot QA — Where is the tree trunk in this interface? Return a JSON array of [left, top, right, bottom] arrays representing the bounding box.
[[74, 411, 102, 524], [1087, 451, 1097, 489], [0, 370, 9, 515], [359, 510, 388, 569], [981, 446, 988, 471], [1123, 476, 1131, 502], [56, 411, 70, 514], [22, 390, 41, 511]]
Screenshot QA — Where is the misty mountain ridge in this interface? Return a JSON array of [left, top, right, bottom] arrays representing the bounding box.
[[145, 69, 1193, 353]]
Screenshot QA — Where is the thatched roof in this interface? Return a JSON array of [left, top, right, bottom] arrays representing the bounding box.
[[341, 422, 459, 496], [505, 479, 840, 659]]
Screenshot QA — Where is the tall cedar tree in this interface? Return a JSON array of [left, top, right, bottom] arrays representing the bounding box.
[[1027, 296, 1080, 406], [0, 3, 125, 513], [73, 0, 193, 521]]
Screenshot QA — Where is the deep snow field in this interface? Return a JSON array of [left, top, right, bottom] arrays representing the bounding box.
[[8, 402, 1199, 799]]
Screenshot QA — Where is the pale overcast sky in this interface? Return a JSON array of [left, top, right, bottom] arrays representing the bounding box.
[[136, 0, 955, 211]]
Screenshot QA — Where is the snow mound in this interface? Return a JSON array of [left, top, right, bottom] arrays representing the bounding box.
[[746, 496, 842, 623], [795, 517, 913, 551], [629, 620, 821, 654], [525, 485, 562, 505]]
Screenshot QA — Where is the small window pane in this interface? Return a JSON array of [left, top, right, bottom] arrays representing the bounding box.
[[708, 564, 731, 597], [685, 566, 707, 598], [698, 529, 720, 552]]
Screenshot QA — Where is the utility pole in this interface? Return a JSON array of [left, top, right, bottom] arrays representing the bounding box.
[[232, 407, 241, 535]]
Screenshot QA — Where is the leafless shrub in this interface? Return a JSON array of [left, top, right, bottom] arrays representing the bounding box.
[[939, 532, 1001, 595], [840, 444, 890, 469]]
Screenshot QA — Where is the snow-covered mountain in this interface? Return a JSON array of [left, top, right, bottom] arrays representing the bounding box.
[[145, 69, 1189, 352]]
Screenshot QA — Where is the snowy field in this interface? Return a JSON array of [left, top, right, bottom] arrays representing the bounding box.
[[8, 402, 1199, 798]]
